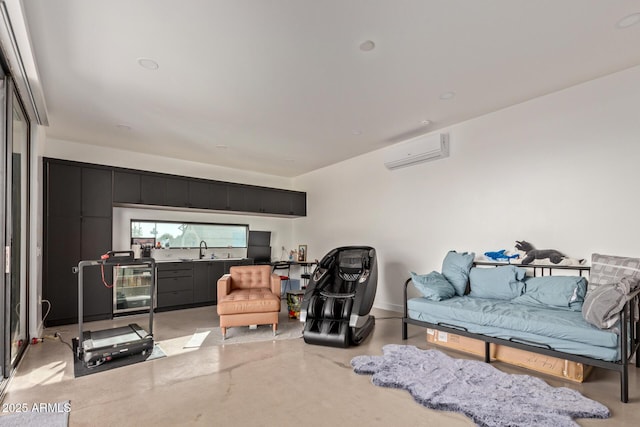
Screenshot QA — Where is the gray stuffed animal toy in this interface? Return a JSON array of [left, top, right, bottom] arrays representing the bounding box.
[[515, 240, 567, 265]]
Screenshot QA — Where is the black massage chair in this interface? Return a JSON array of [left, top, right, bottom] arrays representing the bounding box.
[[299, 246, 377, 348]]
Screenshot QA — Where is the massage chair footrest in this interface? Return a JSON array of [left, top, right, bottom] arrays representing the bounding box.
[[302, 315, 375, 348], [320, 291, 356, 298]]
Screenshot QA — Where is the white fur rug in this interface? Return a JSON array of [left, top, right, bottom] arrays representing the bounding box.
[[351, 345, 610, 427]]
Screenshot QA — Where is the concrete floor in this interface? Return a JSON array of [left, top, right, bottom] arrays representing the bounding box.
[[2, 305, 639, 426]]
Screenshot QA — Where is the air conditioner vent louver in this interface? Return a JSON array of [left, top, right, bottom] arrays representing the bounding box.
[[383, 133, 449, 170]]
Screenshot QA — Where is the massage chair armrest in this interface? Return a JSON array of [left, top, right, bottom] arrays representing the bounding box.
[[217, 274, 232, 299], [269, 273, 281, 297]]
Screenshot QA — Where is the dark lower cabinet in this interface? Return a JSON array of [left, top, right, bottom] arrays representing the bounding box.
[[80, 216, 113, 319], [223, 258, 253, 273], [193, 262, 224, 304], [45, 216, 81, 325], [157, 259, 254, 310], [157, 263, 194, 310]]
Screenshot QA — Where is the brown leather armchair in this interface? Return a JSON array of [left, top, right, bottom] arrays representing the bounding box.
[[217, 265, 281, 338]]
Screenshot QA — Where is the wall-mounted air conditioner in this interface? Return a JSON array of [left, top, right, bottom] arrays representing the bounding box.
[[383, 133, 449, 170]]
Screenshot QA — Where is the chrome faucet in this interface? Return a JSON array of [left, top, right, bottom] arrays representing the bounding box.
[[199, 240, 208, 259]]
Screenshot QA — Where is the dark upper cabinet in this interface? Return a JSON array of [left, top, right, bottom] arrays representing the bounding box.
[[210, 182, 229, 210], [235, 186, 307, 216], [140, 174, 166, 205], [48, 162, 81, 217], [262, 189, 292, 215], [82, 167, 112, 217], [290, 191, 307, 216], [242, 186, 268, 213], [113, 171, 141, 203], [227, 183, 246, 211], [165, 177, 189, 207], [188, 180, 213, 209], [112, 167, 306, 216]]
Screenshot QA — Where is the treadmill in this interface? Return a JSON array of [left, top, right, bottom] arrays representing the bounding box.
[[73, 251, 156, 368]]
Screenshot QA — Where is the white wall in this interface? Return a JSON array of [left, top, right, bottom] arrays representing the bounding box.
[[29, 124, 46, 337], [293, 65, 640, 312]]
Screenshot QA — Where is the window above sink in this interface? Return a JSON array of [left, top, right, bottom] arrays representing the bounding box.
[[131, 220, 248, 249]]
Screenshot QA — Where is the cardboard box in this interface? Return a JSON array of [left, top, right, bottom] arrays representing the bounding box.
[[426, 329, 592, 383]]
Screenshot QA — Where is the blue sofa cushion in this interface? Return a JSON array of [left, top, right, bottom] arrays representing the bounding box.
[[410, 271, 456, 301], [441, 251, 475, 296], [512, 276, 587, 311], [468, 265, 526, 300]]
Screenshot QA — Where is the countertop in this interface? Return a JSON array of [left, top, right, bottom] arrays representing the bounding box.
[[154, 258, 249, 263]]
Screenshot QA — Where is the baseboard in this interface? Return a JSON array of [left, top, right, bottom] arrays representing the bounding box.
[[373, 301, 402, 314]]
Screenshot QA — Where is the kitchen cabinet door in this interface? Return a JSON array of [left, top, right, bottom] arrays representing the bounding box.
[[82, 167, 112, 217], [165, 177, 189, 207], [113, 171, 141, 203], [210, 182, 229, 210], [242, 186, 267, 213], [193, 262, 222, 304], [226, 183, 246, 211], [44, 216, 81, 326], [188, 180, 212, 209], [290, 191, 307, 216], [47, 162, 81, 218], [261, 189, 291, 215], [140, 174, 166, 205]]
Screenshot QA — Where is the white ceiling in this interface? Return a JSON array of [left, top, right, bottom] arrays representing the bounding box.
[[21, 1, 640, 177]]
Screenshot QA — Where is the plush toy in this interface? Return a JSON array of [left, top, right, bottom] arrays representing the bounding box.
[[484, 250, 519, 263], [514, 240, 585, 265]]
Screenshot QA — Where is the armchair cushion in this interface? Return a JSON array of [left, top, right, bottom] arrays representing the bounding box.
[[217, 288, 280, 315], [228, 265, 281, 295]]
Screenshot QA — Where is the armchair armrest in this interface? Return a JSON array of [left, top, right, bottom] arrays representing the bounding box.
[[217, 274, 232, 299], [270, 273, 281, 297]]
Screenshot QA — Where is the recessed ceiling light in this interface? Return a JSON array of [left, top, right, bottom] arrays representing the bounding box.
[[285, 158, 295, 163], [351, 129, 362, 135], [616, 13, 640, 29], [420, 120, 431, 126], [216, 144, 228, 150], [116, 124, 131, 131], [439, 91, 456, 100], [359, 40, 376, 52], [137, 57, 159, 70]]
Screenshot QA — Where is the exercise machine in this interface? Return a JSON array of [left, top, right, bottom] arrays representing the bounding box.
[[299, 246, 377, 348], [73, 251, 156, 368]]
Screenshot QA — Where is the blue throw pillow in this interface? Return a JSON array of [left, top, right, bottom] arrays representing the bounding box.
[[512, 276, 587, 311], [410, 271, 456, 301], [468, 265, 526, 300], [441, 251, 475, 296]]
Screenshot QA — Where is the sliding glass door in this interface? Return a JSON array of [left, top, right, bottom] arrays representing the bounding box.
[[8, 82, 28, 367], [1, 75, 29, 378]]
